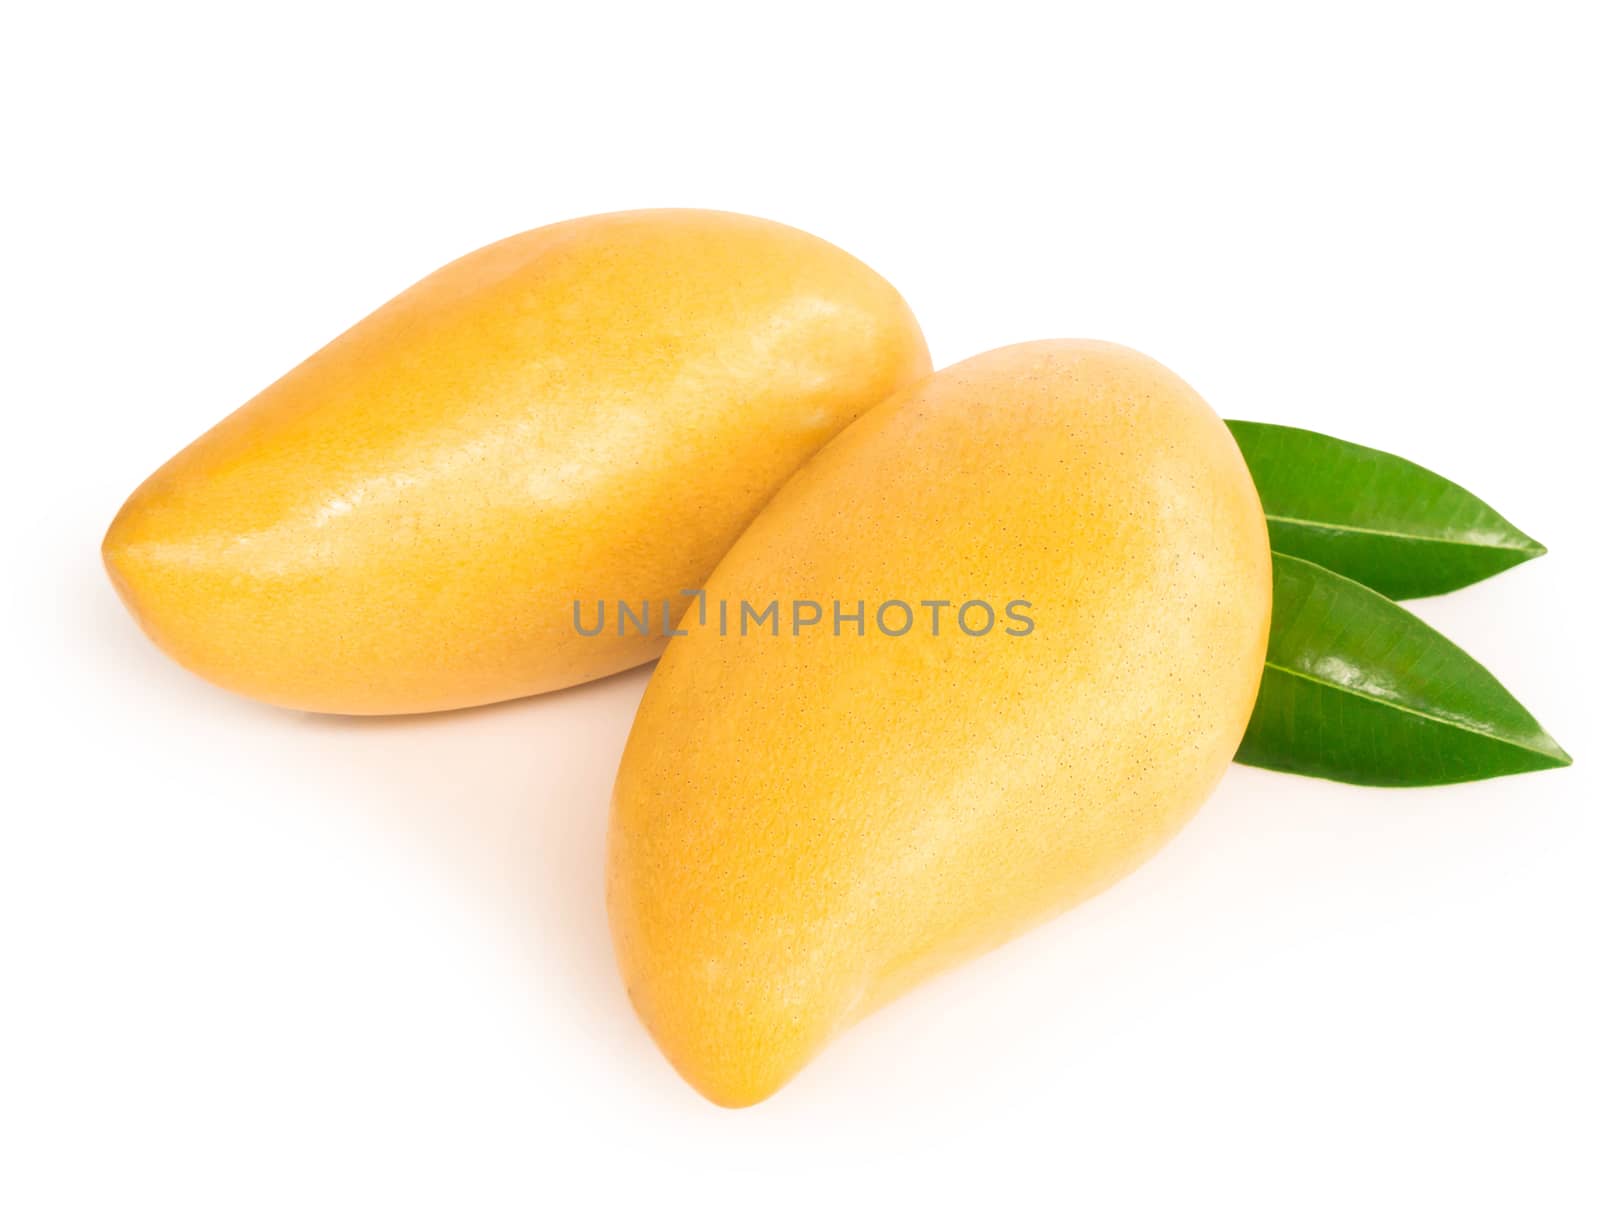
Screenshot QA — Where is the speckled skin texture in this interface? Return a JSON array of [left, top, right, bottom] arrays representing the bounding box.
[[607, 341, 1272, 1107], [102, 210, 929, 714]]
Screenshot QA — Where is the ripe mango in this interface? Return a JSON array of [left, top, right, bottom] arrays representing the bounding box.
[[607, 340, 1272, 1106], [103, 210, 929, 714]]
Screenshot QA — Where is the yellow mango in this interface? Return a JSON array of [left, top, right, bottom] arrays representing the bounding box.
[[103, 210, 929, 714], [607, 340, 1272, 1106]]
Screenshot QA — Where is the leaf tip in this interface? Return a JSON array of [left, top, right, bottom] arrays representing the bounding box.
[[1530, 732, 1572, 771]]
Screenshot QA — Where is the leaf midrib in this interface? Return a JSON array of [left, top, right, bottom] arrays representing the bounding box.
[[1261, 658, 1565, 762], [1264, 512, 1539, 554]]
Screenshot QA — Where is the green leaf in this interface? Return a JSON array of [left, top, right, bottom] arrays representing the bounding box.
[[1235, 553, 1571, 786], [1226, 420, 1546, 599]]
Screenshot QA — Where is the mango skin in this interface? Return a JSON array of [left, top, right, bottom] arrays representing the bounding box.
[[102, 210, 929, 714], [607, 340, 1272, 1107]]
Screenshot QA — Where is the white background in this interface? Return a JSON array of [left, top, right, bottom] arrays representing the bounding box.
[[5, 3, 1597, 1222]]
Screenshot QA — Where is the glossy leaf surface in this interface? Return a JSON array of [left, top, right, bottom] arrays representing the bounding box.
[[1226, 420, 1545, 599], [1235, 554, 1570, 786]]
